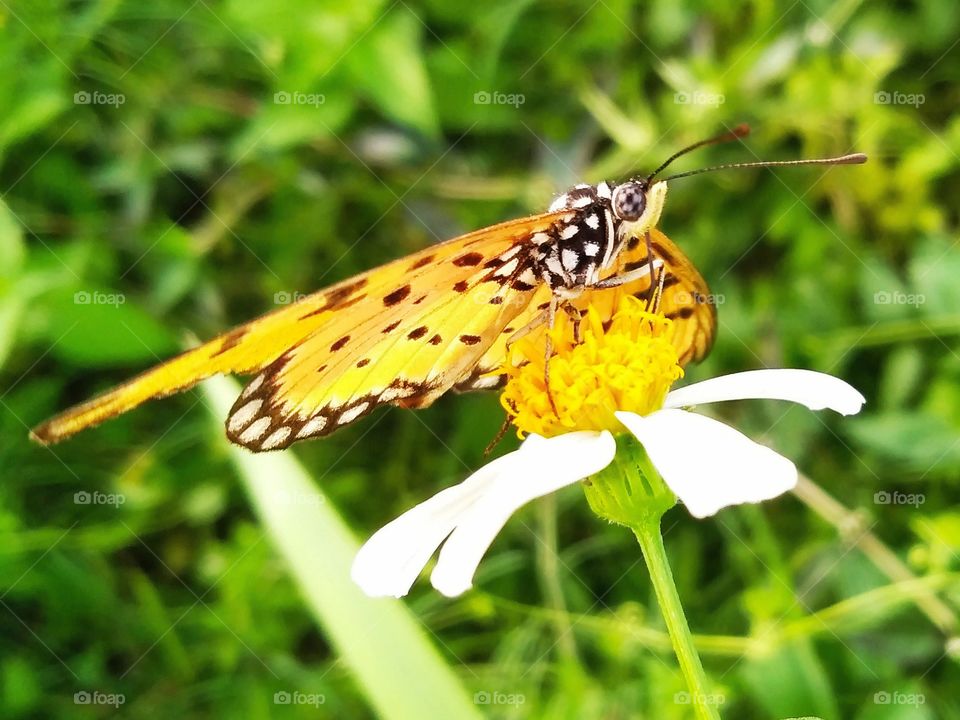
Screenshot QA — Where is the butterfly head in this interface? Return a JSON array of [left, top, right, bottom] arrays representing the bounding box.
[[611, 178, 668, 240]]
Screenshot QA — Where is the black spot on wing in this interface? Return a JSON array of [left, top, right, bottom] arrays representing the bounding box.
[[326, 277, 369, 307], [300, 292, 366, 319], [665, 307, 695, 320], [624, 257, 651, 272], [651, 241, 677, 266], [453, 252, 483, 266], [211, 327, 247, 358], [383, 285, 411, 306], [409, 254, 435, 270]]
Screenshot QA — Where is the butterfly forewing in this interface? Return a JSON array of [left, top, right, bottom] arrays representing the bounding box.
[[31, 212, 567, 447], [226, 236, 546, 450]]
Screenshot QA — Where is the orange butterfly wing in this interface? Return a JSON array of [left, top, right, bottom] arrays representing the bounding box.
[[30, 212, 567, 447]]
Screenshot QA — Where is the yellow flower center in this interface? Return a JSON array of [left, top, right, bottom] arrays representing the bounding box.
[[499, 295, 684, 438]]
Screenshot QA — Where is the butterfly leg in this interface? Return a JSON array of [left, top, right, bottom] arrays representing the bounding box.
[[541, 295, 561, 417], [499, 296, 563, 417], [590, 256, 664, 291], [561, 302, 584, 344]]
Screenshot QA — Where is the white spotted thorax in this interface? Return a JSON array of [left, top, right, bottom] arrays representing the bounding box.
[[536, 179, 669, 299]]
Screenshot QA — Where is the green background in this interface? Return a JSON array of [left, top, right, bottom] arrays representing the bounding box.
[[2, 0, 959, 717]]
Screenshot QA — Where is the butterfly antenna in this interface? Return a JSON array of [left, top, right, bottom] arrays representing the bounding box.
[[646, 123, 751, 183], [662, 153, 867, 182]]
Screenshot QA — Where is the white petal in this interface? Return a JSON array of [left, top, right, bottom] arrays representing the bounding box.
[[351, 431, 614, 598], [351, 464, 502, 597], [430, 431, 616, 597], [663, 369, 865, 416], [616, 410, 797, 518]]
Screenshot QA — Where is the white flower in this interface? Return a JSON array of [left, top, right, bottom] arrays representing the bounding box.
[[351, 369, 865, 598]]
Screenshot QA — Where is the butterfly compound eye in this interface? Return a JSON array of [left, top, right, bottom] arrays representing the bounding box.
[[612, 181, 647, 221]]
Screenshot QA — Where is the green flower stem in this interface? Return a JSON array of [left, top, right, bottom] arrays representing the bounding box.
[[631, 517, 720, 720], [583, 436, 719, 720]]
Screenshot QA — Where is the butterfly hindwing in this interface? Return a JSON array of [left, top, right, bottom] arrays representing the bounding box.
[[586, 227, 717, 365], [453, 227, 716, 392]]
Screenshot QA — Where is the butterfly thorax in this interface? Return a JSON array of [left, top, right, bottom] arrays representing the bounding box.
[[534, 179, 666, 299], [528, 182, 616, 299]]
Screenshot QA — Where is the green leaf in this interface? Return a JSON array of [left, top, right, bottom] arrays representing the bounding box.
[[38, 288, 176, 367], [345, 7, 440, 139], [201, 375, 482, 720]]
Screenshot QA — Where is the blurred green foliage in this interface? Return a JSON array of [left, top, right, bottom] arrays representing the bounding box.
[[2, 0, 959, 717]]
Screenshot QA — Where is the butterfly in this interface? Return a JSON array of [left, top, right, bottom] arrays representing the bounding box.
[[30, 125, 865, 452]]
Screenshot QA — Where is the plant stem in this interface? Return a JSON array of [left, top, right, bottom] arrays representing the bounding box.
[[631, 517, 721, 720], [793, 473, 957, 635]]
